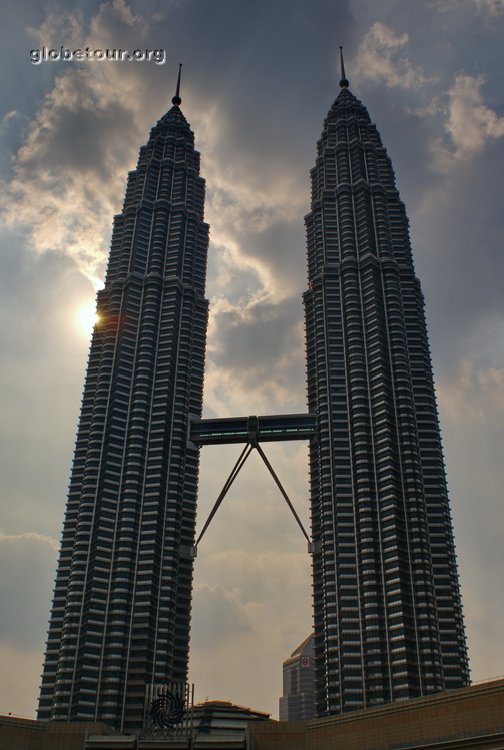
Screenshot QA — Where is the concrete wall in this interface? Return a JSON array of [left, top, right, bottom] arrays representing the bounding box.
[[0, 716, 116, 750], [247, 721, 306, 750], [0, 716, 46, 750], [249, 679, 504, 750]]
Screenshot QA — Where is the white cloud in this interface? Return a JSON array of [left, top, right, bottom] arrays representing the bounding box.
[[438, 358, 504, 424], [26, 8, 84, 50], [2, 110, 19, 125], [2, 1, 163, 289], [0, 81, 118, 283], [0, 530, 58, 551], [195, 109, 308, 303], [443, 74, 504, 160], [355, 22, 427, 89]]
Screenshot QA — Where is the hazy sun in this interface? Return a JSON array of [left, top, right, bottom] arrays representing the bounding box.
[[77, 300, 100, 336]]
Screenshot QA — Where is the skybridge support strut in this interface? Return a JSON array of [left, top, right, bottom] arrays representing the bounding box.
[[193, 442, 253, 549], [253, 440, 312, 547], [191, 433, 314, 556]]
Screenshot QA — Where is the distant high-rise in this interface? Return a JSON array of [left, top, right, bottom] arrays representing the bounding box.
[[303, 56, 469, 715], [279, 635, 316, 722], [38, 73, 209, 732]]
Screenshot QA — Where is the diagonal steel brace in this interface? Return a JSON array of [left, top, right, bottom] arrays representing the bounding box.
[[193, 440, 313, 554]]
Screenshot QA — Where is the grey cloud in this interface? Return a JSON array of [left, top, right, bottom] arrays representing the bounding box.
[[195, 438, 312, 621], [440, 400, 504, 681], [210, 296, 303, 371], [204, 294, 306, 415], [18, 87, 134, 176], [234, 217, 307, 300], [0, 533, 57, 650], [163, 0, 353, 98], [0, 231, 93, 537], [411, 137, 504, 375], [205, 242, 262, 305], [358, 86, 439, 207], [190, 584, 252, 650], [197, 548, 312, 611]]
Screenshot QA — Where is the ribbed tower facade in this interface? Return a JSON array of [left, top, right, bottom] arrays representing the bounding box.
[[303, 70, 469, 716], [38, 85, 209, 732]]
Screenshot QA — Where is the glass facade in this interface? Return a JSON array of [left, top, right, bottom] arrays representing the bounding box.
[[303, 81, 469, 716], [38, 99, 209, 732]]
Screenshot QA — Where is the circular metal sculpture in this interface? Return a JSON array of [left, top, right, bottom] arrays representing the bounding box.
[[149, 692, 185, 729]]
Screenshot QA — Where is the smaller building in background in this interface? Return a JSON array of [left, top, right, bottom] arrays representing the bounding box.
[[279, 634, 316, 721]]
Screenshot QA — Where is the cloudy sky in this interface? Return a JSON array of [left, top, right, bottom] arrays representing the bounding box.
[[1, 0, 504, 721]]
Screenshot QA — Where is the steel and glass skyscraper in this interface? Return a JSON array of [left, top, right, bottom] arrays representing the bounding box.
[[303, 62, 469, 716], [38, 77, 209, 732]]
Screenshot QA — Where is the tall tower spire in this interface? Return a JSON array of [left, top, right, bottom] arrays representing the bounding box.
[[172, 62, 182, 106], [304, 80, 469, 716], [339, 46, 349, 88]]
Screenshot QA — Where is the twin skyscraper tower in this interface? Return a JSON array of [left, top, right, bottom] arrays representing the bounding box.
[[38, 63, 469, 732]]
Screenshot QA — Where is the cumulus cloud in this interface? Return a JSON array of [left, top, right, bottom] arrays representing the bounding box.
[[203, 293, 306, 418], [194, 98, 310, 307], [4, 0, 311, 302], [26, 7, 85, 49], [1, 0, 164, 288], [441, 74, 504, 161], [2, 110, 19, 125], [190, 546, 313, 712], [191, 584, 252, 650], [2, 78, 129, 289], [355, 22, 428, 89], [437, 359, 504, 425], [198, 549, 312, 603], [204, 184, 307, 302]]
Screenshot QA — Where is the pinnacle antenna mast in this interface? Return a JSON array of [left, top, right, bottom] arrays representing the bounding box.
[[339, 46, 349, 88], [172, 62, 182, 105]]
